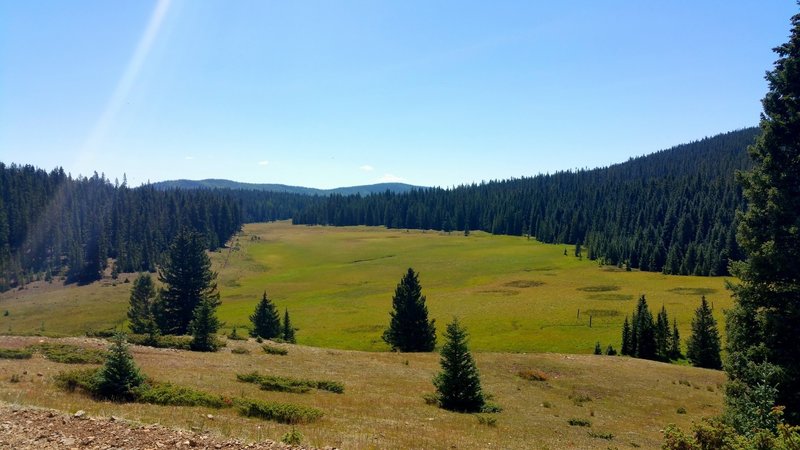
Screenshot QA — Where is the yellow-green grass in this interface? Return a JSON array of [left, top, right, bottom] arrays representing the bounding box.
[[1, 221, 732, 354], [214, 221, 732, 353], [0, 335, 725, 449]]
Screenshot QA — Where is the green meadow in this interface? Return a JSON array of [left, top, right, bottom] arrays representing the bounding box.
[[0, 221, 732, 354], [214, 221, 732, 353]]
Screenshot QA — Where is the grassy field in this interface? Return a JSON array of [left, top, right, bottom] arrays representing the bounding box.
[[0, 221, 732, 354], [0, 335, 725, 449]]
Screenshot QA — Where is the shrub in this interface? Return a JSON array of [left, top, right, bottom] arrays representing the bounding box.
[[94, 334, 143, 400], [27, 343, 106, 364], [126, 334, 193, 350], [85, 329, 116, 338], [423, 393, 439, 405], [476, 414, 498, 427], [677, 406, 687, 414], [481, 402, 503, 413], [231, 346, 250, 355], [569, 392, 592, 406], [227, 327, 247, 341], [237, 372, 344, 394], [517, 368, 548, 382], [588, 431, 614, 440], [281, 427, 303, 445], [54, 368, 100, 393], [236, 399, 323, 424], [10, 374, 21, 383], [0, 348, 33, 359], [568, 418, 592, 427], [133, 382, 228, 409], [541, 401, 553, 408], [262, 344, 288, 356]]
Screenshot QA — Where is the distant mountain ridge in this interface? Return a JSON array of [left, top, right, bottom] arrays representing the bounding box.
[[151, 179, 421, 196]]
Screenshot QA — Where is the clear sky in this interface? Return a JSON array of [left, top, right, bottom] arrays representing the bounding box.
[[0, 2, 796, 189]]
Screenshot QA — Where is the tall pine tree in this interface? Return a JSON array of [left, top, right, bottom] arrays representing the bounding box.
[[631, 295, 657, 360], [155, 228, 219, 335], [127, 273, 157, 335], [382, 268, 437, 352], [249, 291, 281, 339], [686, 296, 722, 370], [726, 8, 800, 426], [433, 318, 485, 413]]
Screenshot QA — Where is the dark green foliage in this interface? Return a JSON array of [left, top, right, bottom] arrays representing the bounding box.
[[236, 398, 324, 424], [227, 327, 246, 340], [249, 291, 281, 339], [383, 268, 436, 352], [282, 308, 296, 343], [568, 418, 592, 427], [132, 382, 228, 409], [0, 348, 32, 359], [291, 129, 758, 276], [54, 367, 100, 393], [189, 298, 221, 352], [281, 428, 304, 445], [433, 318, 485, 413], [237, 371, 344, 394], [594, 342, 602, 355], [621, 316, 632, 356], [127, 273, 158, 335], [629, 295, 657, 360], [670, 319, 683, 360], [125, 333, 193, 350], [262, 344, 288, 355], [93, 333, 143, 401], [655, 305, 673, 361], [605, 345, 617, 356], [726, 10, 800, 427], [686, 296, 722, 370], [156, 228, 220, 336], [28, 342, 106, 364]]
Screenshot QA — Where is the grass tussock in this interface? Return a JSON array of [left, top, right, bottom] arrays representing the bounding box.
[[0, 347, 33, 359], [230, 346, 250, 355], [237, 371, 344, 394], [518, 368, 548, 381], [28, 343, 106, 364], [236, 398, 323, 424], [568, 418, 592, 427]]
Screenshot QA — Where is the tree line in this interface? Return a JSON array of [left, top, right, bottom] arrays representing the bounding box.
[[292, 128, 758, 276], [0, 166, 321, 291]]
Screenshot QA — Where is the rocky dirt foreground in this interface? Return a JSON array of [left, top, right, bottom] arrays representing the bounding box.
[[0, 402, 328, 450]]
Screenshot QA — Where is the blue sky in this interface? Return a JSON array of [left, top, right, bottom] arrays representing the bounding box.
[[0, 2, 796, 188]]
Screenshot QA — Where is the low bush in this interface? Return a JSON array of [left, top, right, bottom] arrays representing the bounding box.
[[227, 327, 247, 341], [237, 372, 344, 394], [476, 414, 498, 427], [481, 402, 503, 413], [85, 329, 117, 338], [568, 418, 592, 427], [126, 334, 193, 350], [677, 406, 687, 414], [569, 391, 592, 406], [588, 431, 614, 440], [231, 346, 250, 355], [261, 344, 288, 356], [54, 368, 100, 393], [281, 427, 303, 445], [28, 343, 106, 364], [133, 382, 229, 409], [236, 398, 323, 424], [0, 348, 33, 359], [517, 368, 548, 382], [423, 393, 439, 405]]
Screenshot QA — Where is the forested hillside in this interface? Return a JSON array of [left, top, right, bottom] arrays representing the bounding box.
[[0, 166, 316, 290], [292, 128, 759, 276], [0, 128, 758, 289]]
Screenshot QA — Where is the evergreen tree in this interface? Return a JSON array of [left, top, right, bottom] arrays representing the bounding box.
[[686, 296, 722, 370], [249, 291, 281, 339], [155, 228, 219, 335], [282, 308, 296, 343], [621, 315, 632, 356], [594, 341, 602, 355], [127, 273, 157, 334], [189, 297, 220, 352], [655, 305, 672, 361], [726, 9, 800, 425], [433, 318, 485, 412], [631, 295, 657, 360], [670, 318, 682, 360], [94, 333, 143, 400], [382, 268, 437, 352]]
